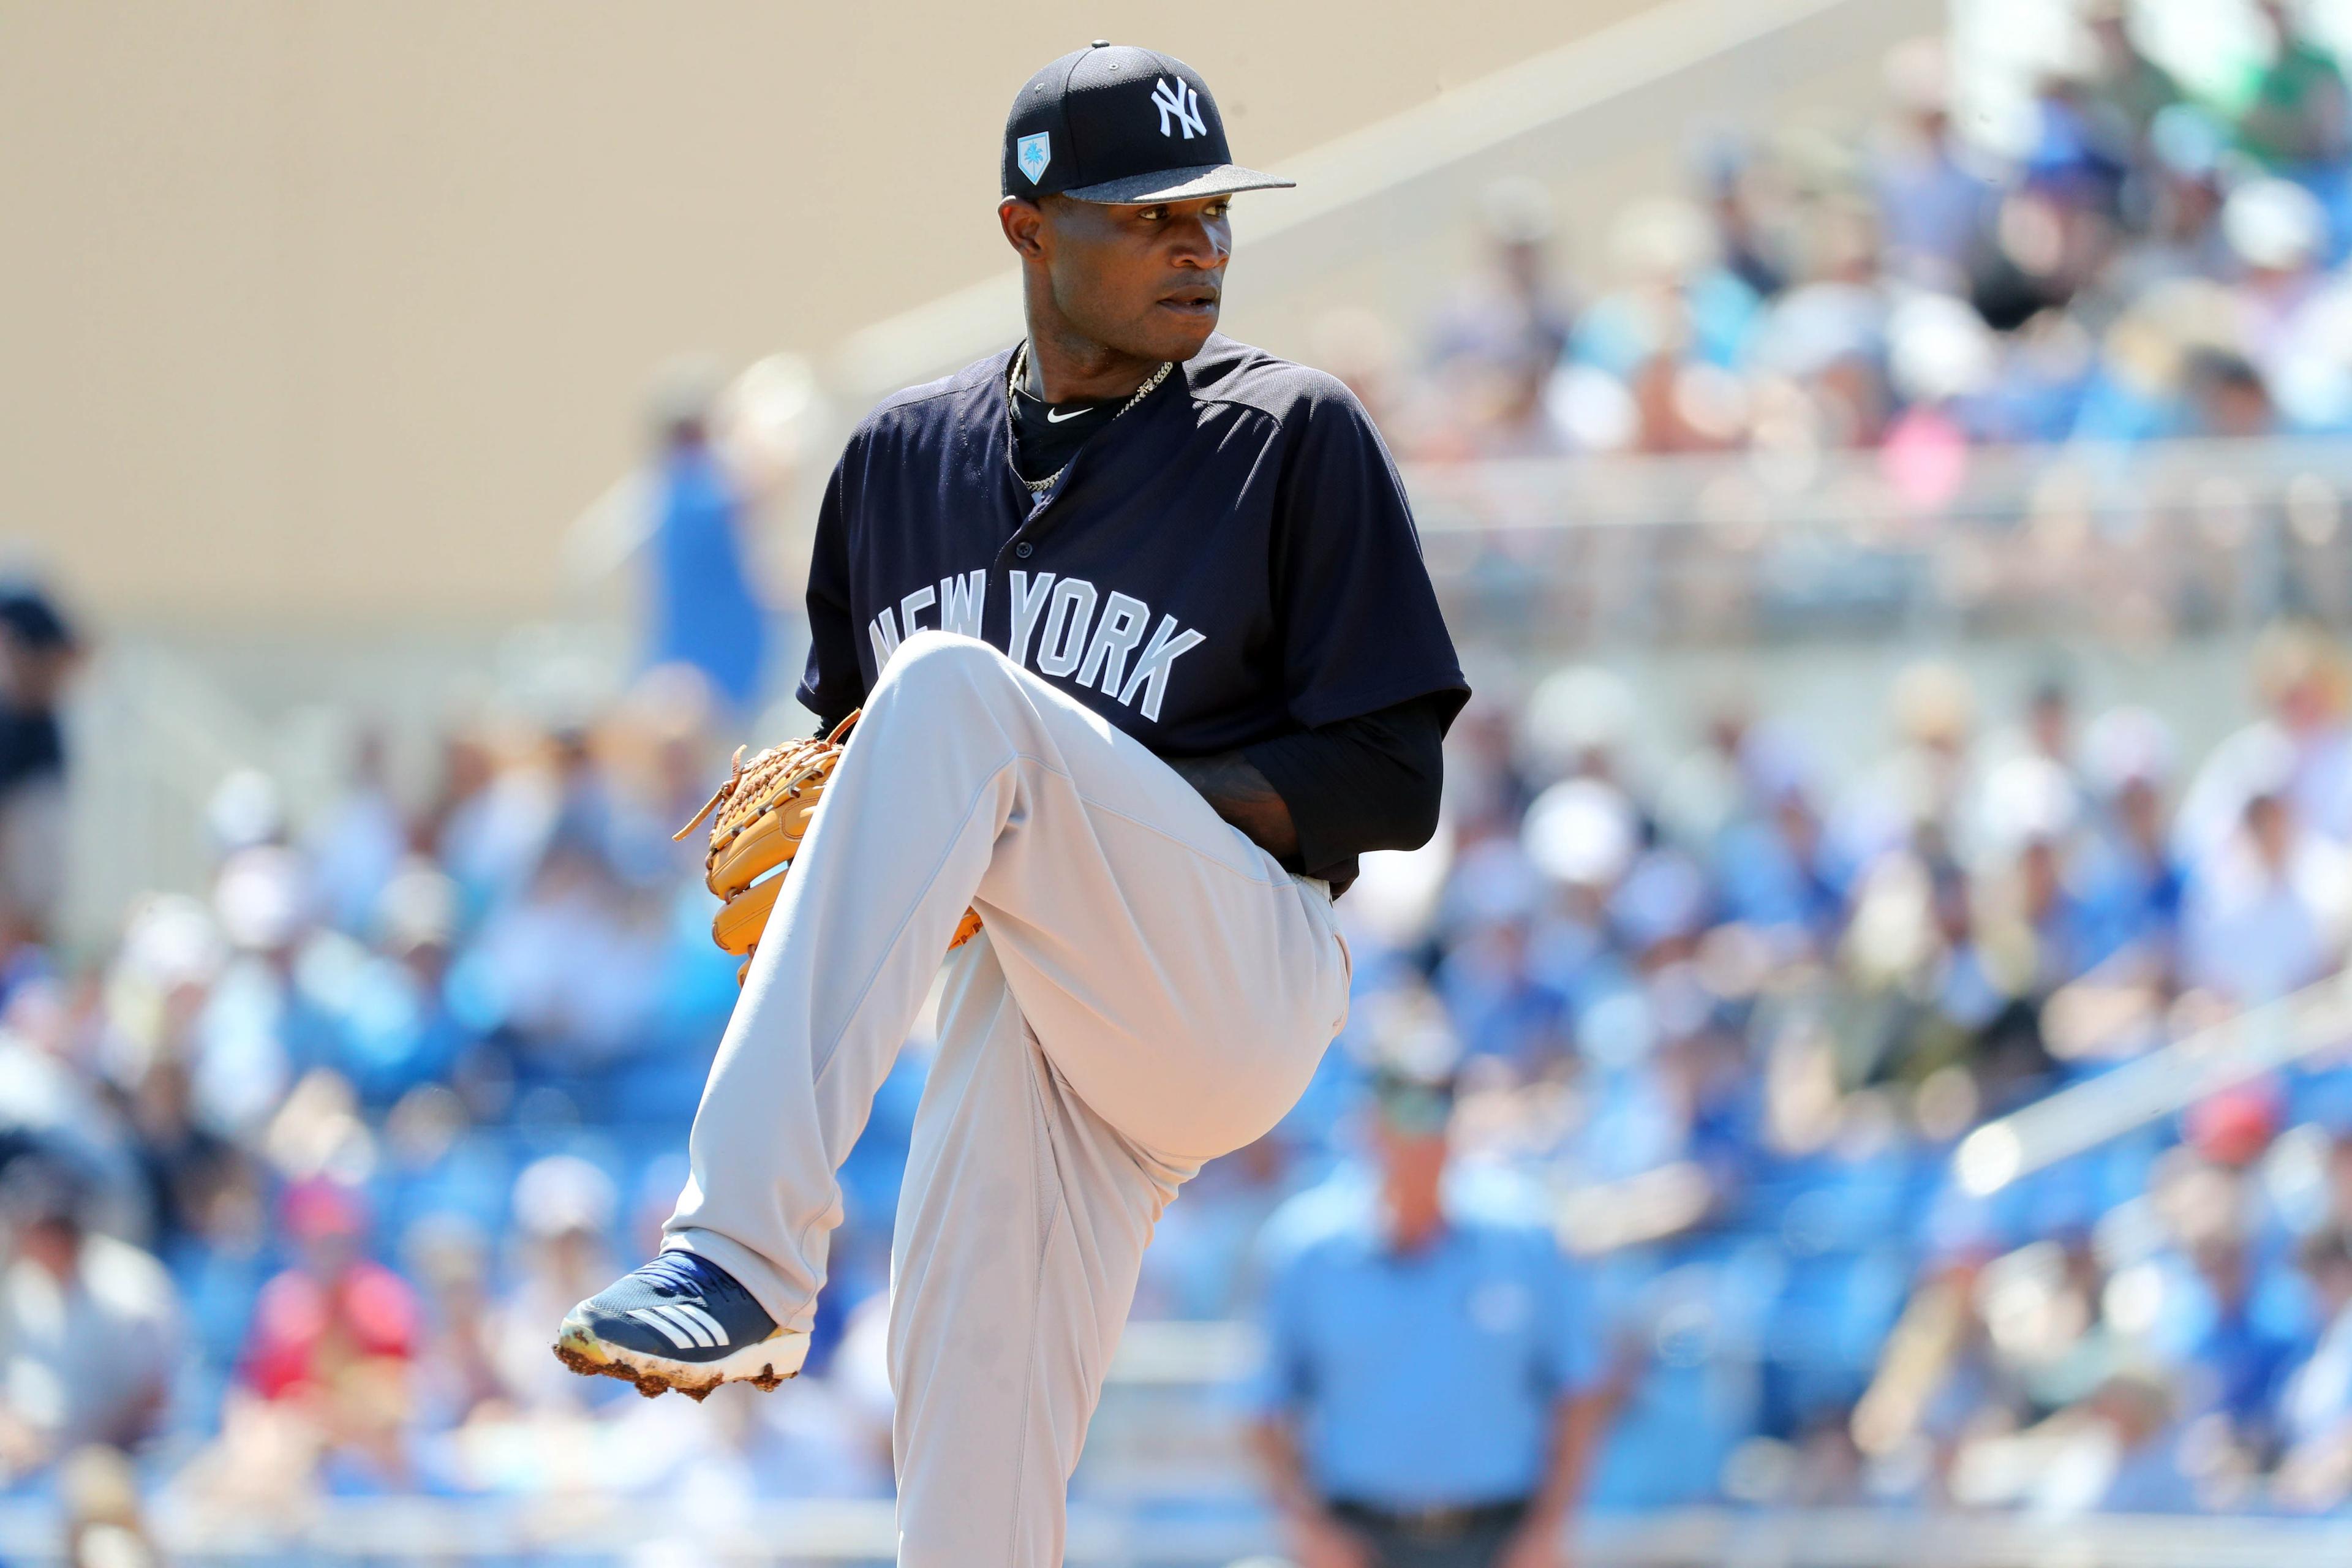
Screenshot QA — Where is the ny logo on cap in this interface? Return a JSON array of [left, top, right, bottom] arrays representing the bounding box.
[[1016, 132, 1052, 184], [1151, 77, 1207, 140]]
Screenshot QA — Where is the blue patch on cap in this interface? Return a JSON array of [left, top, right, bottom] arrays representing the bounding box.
[[1017, 132, 1052, 185]]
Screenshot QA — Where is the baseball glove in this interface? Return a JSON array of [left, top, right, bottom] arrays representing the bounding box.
[[676, 710, 983, 984]]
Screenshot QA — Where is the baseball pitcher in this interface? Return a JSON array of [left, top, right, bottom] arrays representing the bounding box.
[[556, 42, 1468, 1566]]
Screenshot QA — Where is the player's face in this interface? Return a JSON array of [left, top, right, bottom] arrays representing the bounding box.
[[1030, 195, 1232, 363]]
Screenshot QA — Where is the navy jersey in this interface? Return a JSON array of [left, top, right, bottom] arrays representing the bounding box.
[[799, 336, 1467, 758]]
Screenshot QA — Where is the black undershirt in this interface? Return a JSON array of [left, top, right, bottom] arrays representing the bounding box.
[[1240, 691, 1450, 889], [1009, 381, 1131, 487], [1008, 385, 1449, 890]]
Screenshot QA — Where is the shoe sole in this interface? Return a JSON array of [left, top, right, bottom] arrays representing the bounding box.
[[552, 1313, 809, 1402]]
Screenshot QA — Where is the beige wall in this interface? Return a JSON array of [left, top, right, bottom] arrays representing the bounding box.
[[0, 1, 1675, 630]]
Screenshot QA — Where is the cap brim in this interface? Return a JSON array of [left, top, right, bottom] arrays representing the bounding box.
[[1060, 164, 1296, 204]]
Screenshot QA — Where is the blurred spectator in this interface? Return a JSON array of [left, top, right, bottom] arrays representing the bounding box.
[[1699, 139, 1790, 300], [2236, 1, 2352, 178], [306, 729, 408, 939], [402, 1213, 502, 1431], [644, 357, 769, 717], [2097, 105, 2231, 309], [60, 1444, 159, 1568], [2162, 1233, 2298, 1447], [2180, 621, 2352, 861], [0, 1156, 179, 1479], [2180, 788, 2350, 1004], [1251, 1068, 1611, 1568], [2038, 1371, 2192, 1515], [126, 1054, 235, 1259], [1431, 179, 1577, 383], [1871, 38, 1997, 289], [2277, 1225, 2352, 1506], [2073, 706, 2186, 975], [2185, 349, 2278, 437], [489, 1155, 618, 1411], [1572, 196, 1765, 454], [462, 828, 666, 1063], [2079, 2, 2183, 159], [240, 1177, 419, 1488], [0, 584, 79, 954]]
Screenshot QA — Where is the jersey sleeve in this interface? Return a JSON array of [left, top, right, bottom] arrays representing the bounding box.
[[1270, 382, 1469, 731], [794, 452, 867, 732], [1241, 690, 1449, 883]]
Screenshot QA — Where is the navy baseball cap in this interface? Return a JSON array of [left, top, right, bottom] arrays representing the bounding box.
[[1001, 42, 1295, 205]]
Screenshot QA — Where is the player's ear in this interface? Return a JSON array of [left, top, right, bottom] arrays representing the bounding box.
[[999, 197, 1047, 260]]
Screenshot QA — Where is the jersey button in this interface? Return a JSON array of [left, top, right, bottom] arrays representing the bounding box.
[[1014, 541, 1035, 559]]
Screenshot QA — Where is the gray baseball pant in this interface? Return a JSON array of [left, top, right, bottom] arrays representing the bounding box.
[[662, 630, 1351, 1566]]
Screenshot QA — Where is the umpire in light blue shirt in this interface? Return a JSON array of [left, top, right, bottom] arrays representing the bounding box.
[[1249, 1068, 1613, 1568]]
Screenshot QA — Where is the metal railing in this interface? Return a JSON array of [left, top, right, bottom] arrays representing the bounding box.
[[1404, 438, 2352, 649], [12, 1500, 2347, 1566], [1958, 967, 2352, 1194]]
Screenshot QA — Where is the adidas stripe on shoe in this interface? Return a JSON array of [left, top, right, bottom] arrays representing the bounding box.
[[554, 1249, 807, 1401]]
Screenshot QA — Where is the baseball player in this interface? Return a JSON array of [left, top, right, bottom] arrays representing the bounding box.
[[555, 42, 1468, 1566]]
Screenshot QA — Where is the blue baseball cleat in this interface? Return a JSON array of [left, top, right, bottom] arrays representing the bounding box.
[[553, 1250, 807, 1400]]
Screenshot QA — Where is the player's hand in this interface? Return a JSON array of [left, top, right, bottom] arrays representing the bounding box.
[[1286, 1511, 1374, 1568], [1496, 1520, 1570, 1568]]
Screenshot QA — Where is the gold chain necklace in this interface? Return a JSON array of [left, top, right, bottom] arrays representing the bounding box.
[[1007, 341, 1174, 496]]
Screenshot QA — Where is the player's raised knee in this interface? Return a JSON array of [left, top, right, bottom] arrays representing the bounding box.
[[873, 630, 1017, 706]]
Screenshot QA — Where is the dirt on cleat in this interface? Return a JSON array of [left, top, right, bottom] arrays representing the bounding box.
[[550, 1340, 796, 1403], [555, 1341, 641, 1389]]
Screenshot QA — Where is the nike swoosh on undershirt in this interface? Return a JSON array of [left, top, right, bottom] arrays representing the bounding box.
[[1044, 407, 1093, 423]]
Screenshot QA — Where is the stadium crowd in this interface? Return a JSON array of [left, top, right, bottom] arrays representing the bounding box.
[[0, 605, 2348, 1529], [1353, 4, 2352, 481], [6, 5, 2352, 1553]]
